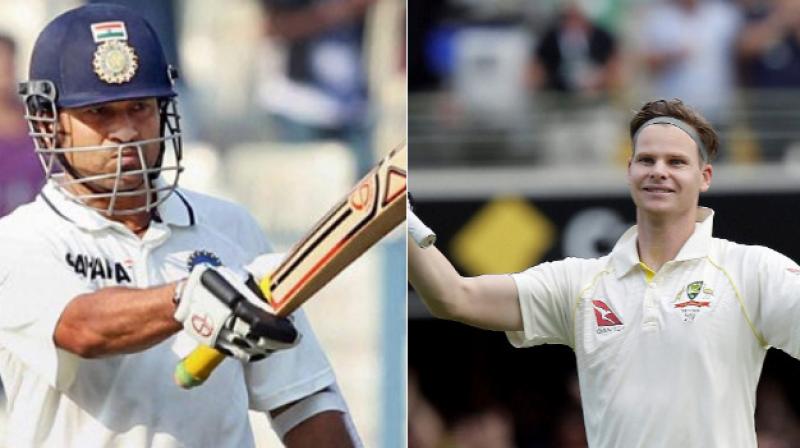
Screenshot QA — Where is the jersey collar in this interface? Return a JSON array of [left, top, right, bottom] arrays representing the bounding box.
[[611, 207, 715, 278], [39, 178, 195, 232]]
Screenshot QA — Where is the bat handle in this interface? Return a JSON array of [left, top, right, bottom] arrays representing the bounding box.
[[408, 207, 436, 248], [174, 345, 226, 388]]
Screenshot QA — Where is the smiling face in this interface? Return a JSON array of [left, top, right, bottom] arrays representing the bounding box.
[[58, 98, 161, 194], [628, 124, 712, 219]]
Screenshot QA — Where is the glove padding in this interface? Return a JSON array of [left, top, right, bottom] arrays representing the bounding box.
[[174, 265, 300, 361], [245, 253, 284, 282]]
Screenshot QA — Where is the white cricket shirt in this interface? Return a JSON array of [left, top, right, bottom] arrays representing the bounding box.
[[508, 208, 800, 447], [0, 181, 338, 447]]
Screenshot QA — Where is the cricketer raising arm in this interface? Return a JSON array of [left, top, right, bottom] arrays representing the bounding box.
[[0, 4, 359, 447], [408, 99, 800, 447]]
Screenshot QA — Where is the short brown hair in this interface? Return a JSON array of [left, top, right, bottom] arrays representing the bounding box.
[[629, 99, 719, 162]]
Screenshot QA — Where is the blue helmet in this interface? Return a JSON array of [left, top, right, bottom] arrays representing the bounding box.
[[28, 3, 177, 107], [19, 3, 183, 216]]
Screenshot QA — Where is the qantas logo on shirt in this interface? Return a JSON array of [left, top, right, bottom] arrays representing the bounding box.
[[592, 299, 624, 335], [65, 253, 132, 284]]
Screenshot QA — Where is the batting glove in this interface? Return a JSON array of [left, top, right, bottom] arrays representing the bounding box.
[[174, 265, 300, 362]]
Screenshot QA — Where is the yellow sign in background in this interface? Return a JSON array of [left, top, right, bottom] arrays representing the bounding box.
[[450, 197, 556, 275]]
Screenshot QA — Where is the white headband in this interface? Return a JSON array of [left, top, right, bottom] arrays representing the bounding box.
[[633, 116, 709, 162]]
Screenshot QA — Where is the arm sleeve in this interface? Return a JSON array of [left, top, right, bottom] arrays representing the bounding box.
[[505, 259, 579, 349], [244, 309, 337, 411], [268, 383, 361, 444], [0, 240, 88, 390], [751, 247, 800, 358]]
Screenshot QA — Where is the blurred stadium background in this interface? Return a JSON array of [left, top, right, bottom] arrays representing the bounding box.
[[0, 0, 406, 447], [410, 0, 800, 447]]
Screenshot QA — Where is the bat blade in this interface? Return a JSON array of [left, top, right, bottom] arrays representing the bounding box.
[[269, 145, 407, 316], [174, 143, 407, 388]]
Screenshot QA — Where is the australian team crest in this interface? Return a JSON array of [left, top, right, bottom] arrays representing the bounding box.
[[90, 21, 138, 84], [187, 250, 223, 271], [673, 280, 714, 322]]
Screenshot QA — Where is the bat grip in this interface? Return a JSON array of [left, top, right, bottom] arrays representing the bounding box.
[[408, 207, 436, 248], [174, 345, 226, 388]]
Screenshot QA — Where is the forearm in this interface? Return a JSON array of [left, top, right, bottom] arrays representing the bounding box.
[[408, 238, 469, 320], [54, 283, 181, 358], [408, 239, 522, 330]]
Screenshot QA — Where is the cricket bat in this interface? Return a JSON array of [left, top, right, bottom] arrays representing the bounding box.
[[174, 143, 407, 388]]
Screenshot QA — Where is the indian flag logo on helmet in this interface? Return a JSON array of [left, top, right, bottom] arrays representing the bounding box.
[[90, 21, 128, 43]]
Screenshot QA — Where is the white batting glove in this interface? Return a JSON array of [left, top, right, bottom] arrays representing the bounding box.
[[174, 265, 300, 361], [245, 253, 285, 284]]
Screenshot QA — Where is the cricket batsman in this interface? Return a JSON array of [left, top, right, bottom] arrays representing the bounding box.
[[408, 98, 800, 447], [0, 4, 359, 447]]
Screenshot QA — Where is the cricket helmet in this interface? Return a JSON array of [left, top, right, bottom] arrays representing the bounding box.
[[19, 3, 183, 216]]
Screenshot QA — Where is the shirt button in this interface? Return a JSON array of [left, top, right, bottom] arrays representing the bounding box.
[[648, 282, 656, 289]]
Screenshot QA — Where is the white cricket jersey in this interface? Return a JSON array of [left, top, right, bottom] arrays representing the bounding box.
[[0, 181, 338, 447], [507, 207, 800, 448]]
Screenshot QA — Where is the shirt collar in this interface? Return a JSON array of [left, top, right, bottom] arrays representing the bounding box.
[[39, 177, 195, 233], [610, 207, 714, 278]]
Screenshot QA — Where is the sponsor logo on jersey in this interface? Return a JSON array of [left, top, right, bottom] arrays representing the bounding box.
[[65, 252, 132, 284], [187, 250, 223, 271], [673, 280, 714, 322], [592, 299, 624, 335]]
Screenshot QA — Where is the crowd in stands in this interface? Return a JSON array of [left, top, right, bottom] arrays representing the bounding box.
[[410, 0, 800, 166]]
